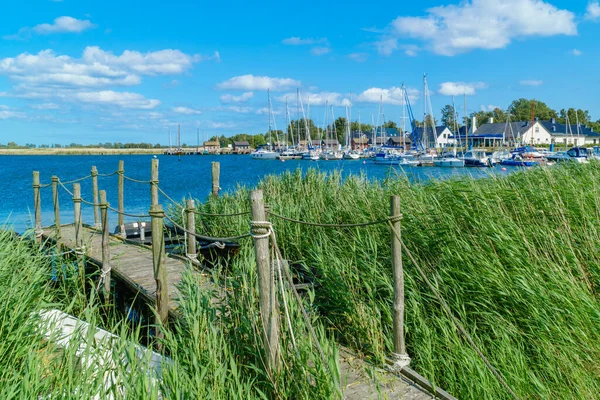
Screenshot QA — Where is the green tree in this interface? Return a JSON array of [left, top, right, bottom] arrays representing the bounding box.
[[441, 105, 458, 129], [508, 98, 557, 121]]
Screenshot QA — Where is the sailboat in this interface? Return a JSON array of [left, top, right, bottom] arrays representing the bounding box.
[[433, 94, 464, 167], [251, 89, 280, 160], [343, 104, 360, 160]]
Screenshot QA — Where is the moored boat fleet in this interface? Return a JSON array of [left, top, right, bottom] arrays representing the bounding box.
[[251, 75, 600, 167]]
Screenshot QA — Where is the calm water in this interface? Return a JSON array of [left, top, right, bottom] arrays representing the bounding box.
[[0, 154, 509, 232]]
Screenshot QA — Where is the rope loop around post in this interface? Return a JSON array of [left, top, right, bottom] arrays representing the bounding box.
[[390, 352, 411, 371], [250, 220, 273, 239], [74, 246, 87, 256], [388, 214, 403, 224]]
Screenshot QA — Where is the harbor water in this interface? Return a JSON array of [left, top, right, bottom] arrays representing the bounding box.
[[0, 154, 510, 232]]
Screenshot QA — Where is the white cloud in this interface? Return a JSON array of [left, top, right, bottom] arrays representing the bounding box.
[[74, 91, 160, 109], [381, 0, 577, 56], [172, 106, 201, 115], [31, 102, 60, 110], [481, 104, 502, 111], [311, 46, 332, 56], [348, 53, 368, 62], [402, 44, 420, 57], [374, 38, 398, 56], [0, 47, 204, 91], [217, 74, 301, 91], [256, 107, 283, 116], [282, 37, 327, 45], [355, 86, 419, 105], [33, 16, 96, 34], [572, 49, 582, 56], [82, 46, 203, 75], [520, 80, 543, 86], [211, 122, 235, 129], [275, 91, 351, 107], [438, 81, 487, 96], [0, 110, 26, 119], [219, 92, 254, 103], [585, 1, 600, 20]]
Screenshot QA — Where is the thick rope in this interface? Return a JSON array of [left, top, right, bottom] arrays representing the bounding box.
[[106, 204, 151, 219], [388, 221, 520, 400], [97, 171, 119, 177], [123, 175, 153, 184], [60, 175, 92, 185], [194, 209, 252, 217], [157, 187, 180, 205], [163, 214, 250, 242], [269, 210, 395, 228]]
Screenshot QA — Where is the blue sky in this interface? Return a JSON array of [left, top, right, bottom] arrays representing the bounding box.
[[0, 0, 599, 145]]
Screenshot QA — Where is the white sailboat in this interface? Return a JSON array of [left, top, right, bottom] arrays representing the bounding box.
[[433, 93, 464, 167], [251, 89, 280, 160]]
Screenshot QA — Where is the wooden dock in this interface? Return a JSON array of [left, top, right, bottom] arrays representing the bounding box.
[[41, 223, 217, 314], [40, 224, 438, 399]]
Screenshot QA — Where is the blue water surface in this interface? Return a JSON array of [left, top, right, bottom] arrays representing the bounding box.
[[0, 154, 508, 232]]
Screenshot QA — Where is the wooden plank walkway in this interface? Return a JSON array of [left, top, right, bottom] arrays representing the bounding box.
[[41, 224, 437, 399], [41, 224, 217, 313]]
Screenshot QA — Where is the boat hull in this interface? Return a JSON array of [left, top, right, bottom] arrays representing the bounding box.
[[433, 158, 465, 167]]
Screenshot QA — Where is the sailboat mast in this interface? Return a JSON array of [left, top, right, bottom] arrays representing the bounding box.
[[267, 89, 272, 148], [168, 128, 172, 151], [464, 94, 468, 151], [402, 84, 406, 151], [177, 123, 181, 149], [296, 89, 301, 146], [452, 95, 457, 154]]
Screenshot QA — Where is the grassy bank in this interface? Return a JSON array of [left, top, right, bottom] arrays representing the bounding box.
[[192, 162, 600, 399], [0, 148, 164, 155], [2, 162, 599, 398]]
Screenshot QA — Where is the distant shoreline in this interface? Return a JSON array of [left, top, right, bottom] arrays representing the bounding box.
[[0, 148, 164, 155]]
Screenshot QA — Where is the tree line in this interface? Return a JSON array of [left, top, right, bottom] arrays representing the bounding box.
[[439, 98, 598, 132]]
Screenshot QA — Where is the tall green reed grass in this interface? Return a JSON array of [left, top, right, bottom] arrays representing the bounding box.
[[193, 162, 600, 399]]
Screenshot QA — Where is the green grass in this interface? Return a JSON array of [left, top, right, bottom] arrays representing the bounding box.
[[193, 162, 600, 399], [1, 162, 600, 399]]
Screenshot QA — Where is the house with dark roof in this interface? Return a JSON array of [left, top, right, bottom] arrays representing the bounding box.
[[413, 126, 454, 148], [469, 118, 600, 147], [233, 141, 251, 154]]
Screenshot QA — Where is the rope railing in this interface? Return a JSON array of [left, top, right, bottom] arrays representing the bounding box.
[[194, 209, 251, 217], [163, 214, 251, 242], [268, 210, 400, 228], [123, 175, 153, 184]]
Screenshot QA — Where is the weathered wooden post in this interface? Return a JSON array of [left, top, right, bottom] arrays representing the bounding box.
[[211, 161, 220, 197], [32, 171, 43, 243], [186, 199, 197, 260], [150, 204, 169, 338], [250, 190, 279, 374], [390, 195, 410, 370], [73, 183, 82, 250], [52, 175, 60, 236], [100, 190, 111, 298], [73, 183, 86, 286], [91, 166, 100, 228], [151, 158, 159, 206], [117, 160, 125, 237]]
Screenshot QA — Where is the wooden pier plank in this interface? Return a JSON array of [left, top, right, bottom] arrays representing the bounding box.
[[42, 224, 215, 313]]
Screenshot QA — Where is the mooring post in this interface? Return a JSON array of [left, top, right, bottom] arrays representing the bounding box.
[[117, 160, 125, 237], [73, 183, 83, 249], [99, 190, 111, 299], [150, 204, 169, 338], [391, 195, 410, 370], [250, 189, 280, 374], [186, 199, 197, 260], [151, 158, 159, 206], [211, 161, 220, 197], [32, 171, 43, 243], [52, 176, 60, 237], [91, 166, 100, 229]]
